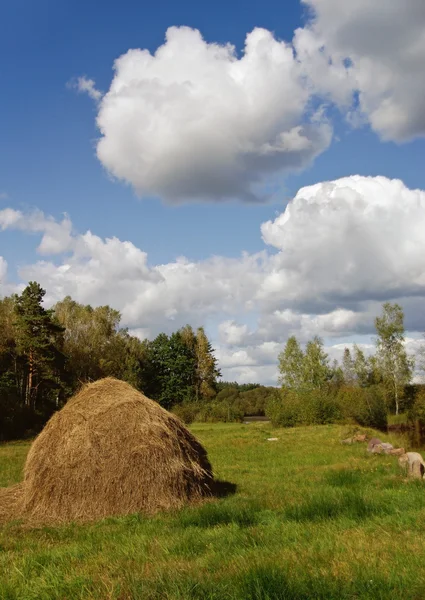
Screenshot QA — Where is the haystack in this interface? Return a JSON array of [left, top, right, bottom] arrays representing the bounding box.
[[1, 378, 213, 524], [0, 484, 22, 523]]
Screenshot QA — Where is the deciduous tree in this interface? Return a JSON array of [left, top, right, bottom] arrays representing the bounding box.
[[375, 302, 413, 414], [278, 336, 304, 389]]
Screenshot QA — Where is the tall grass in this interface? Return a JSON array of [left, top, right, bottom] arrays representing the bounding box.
[[1, 423, 425, 599]]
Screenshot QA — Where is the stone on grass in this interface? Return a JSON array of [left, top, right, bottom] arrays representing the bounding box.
[[399, 452, 425, 479], [411, 460, 425, 480], [367, 437, 382, 452], [389, 448, 405, 456], [372, 442, 394, 455], [353, 434, 367, 443]]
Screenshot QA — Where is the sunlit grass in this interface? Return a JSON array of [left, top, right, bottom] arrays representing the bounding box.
[[1, 423, 425, 599]]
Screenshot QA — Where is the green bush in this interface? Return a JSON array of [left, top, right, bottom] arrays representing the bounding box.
[[336, 385, 387, 430], [196, 400, 244, 423], [237, 387, 275, 416], [266, 387, 339, 427], [215, 385, 277, 417], [171, 402, 200, 424], [408, 387, 425, 424], [266, 389, 301, 427], [304, 388, 340, 425], [172, 399, 244, 423]]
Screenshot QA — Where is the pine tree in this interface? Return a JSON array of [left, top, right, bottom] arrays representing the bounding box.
[[0, 295, 19, 394], [14, 282, 65, 408]]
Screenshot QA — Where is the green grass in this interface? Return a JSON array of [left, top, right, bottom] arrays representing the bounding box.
[[1, 423, 425, 599], [387, 413, 410, 426]]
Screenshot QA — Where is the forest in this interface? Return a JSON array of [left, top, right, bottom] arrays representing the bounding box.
[[0, 282, 424, 440], [268, 302, 423, 431], [0, 281, 279, 440]]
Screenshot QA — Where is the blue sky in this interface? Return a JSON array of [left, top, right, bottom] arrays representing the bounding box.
[[1, 0, 425, 383]]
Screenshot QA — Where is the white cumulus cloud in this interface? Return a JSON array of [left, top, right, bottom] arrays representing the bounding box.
[[0, 208, 73, 255], [260, 175, 425, 311], [69, 5, 425, 203], [95, 26, 332, 203], [296, 0, 425, 141], [3, 175, 425, 383]]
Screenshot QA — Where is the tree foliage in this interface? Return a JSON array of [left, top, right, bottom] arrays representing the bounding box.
[[272, 303, 416, 429], [278, 336, 304, 389], [14, 282, 65, 410], [0, 283, 222, 440], [375, 302, 413, 414]]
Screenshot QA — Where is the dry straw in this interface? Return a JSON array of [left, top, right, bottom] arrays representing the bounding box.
[[0, 378, 213, 524]]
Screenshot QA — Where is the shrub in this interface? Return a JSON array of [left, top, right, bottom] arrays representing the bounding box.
[[173, 399, 244, 423], [171, 402, 200, 424], [238, 387, 276, 416], [304, 388, 340, 425], [266, 387, 340, 428], [266, 389, 301, 427], [408, 387, 425, 424], [196, 400, 244, 423], [337, 385, 387, 430], [214, 385, 276, 417]]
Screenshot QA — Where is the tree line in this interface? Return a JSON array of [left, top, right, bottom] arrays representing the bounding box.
[[0, 282, 223, 439], [2, 283, 423, 439], [268, 302, 419, 429]]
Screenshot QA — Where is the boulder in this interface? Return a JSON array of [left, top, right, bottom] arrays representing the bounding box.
[[367, 437, 382, 452], [411, 460, 425, 480], [399, 452, 425, 478], [388, 448, 405, 456], [371, 442, 394, 454], [381, 443, 394, 454]]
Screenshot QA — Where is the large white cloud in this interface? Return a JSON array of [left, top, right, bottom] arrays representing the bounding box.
[[81, 3, 425, 205], [95, 26, 332, 203], [68, 4, 425, 205], [296, 0, 425, 141], [260, 176, 425, 311], [2, 175, 425, 383]]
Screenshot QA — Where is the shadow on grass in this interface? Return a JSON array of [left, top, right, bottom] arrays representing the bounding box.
[[212, 479, 237, 498], [177, 499, 261, 529], [284, 490, 392, 523], [324, 468, 363, 487]]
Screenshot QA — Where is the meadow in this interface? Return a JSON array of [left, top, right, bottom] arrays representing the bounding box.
[[1, 422, 425, 599]]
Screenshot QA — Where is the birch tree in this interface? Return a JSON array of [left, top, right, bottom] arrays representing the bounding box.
[[375, 302, 413, 415]]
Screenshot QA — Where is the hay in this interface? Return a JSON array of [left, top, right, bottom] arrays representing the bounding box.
[[0, 484, 23, 524], [0, 378, 213, 524]]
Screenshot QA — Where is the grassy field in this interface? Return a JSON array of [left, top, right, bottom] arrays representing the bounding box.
[[1, 423, 425, 599]]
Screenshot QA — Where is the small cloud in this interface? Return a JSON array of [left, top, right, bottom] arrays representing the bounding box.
[[68, 76, 103, 102]]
